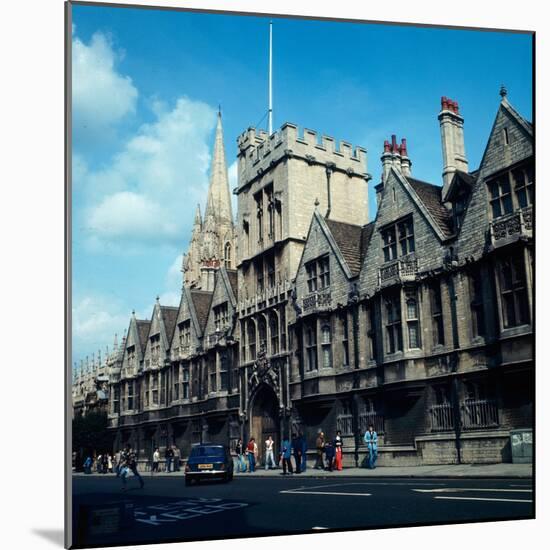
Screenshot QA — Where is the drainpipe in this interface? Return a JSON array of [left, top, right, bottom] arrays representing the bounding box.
[[349, 282, 361, 467], [447, 274, 462, 464]]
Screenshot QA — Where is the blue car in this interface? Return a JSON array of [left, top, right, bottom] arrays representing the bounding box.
[[184, 444, 234, 486]]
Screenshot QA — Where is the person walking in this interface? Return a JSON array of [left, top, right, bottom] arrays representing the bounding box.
[[280, 436, 293, 475], [300, 431, 308, 472], [235, 438, 246, 473], [164, 446, 174, 473], [334, 430, 344, 471], [151, 448, 160, 474], [291, 433, 302, 474], [314, 431, 325, 469], [264, 435, 275, 470], [83, 455, 92, 475], [120, 445, 144, 490], [246, 438, 257, 472], [107, 454, 113, 473], [364, 424, 378, 469], [173, 445, 181, 472], [324, 440, 335, 471]]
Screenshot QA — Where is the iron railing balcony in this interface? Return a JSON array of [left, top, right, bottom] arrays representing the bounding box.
[[490, 206, 532, 248], [378, 256, 418, 287], [302, 288, 332, 314]]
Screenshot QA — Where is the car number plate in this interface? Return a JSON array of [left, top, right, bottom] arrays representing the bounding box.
[[198, 464, 213, 469]]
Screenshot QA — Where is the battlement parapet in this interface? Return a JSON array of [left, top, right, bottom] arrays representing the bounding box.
[[237, 122, 368, 189]]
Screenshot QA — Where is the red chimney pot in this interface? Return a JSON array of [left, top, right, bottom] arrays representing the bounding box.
[[383, 140, 391, 153], [401, 138, 408, 156], [391, 134, 398, 153]]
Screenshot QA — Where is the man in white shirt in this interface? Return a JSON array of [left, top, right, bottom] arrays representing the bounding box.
[[265, 435, 275, 470]]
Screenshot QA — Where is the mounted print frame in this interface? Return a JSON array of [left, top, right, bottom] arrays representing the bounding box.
[[65, 1, 535, 548]]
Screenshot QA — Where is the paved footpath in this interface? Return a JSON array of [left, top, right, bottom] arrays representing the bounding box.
[[75, 462, 532, 479]]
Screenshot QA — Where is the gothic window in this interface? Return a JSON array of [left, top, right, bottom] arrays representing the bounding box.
[[321, 322, 332, 368], [513, 164, 534, 209], [406, 295, 421, 349], [144, 376, 149, 407], [305, 322, 318, 371], [385, 292, 403, 354], [499, 254, 529, 328], [160, 371, 166, 405], [258, 316, 267, 352], [248, 321, 257, 361], [398, 217, 415, 256], [173, 365, 180, 401], [255, 191, 264, 243], [319, 255, 330, 288], [382, 225, 398, 262], [150, 334, 161, 365], [224, 242, 232, 268], [469, 267, 486, 338], [488, 176, 513, 219], [152, 373, 159, 405], [255, 259, 264, 293], [113, 385, 120, 414], [178, 320, 191, 351], [220, 351, 229, 391], [280, 307, 287, 351], [269, 313, 279, 356], [430, 280, 445, 346], [306, 261, 318, 293], [209, 358, 217, 393], [240, 320, 246, 363], [127, 345, 136, 371], [182, 365, 190, 399], [214, 302, 229, 331], [341, 312, 350, 366], [127, 381, 134, 411], [266, 184, 275, 239], [266, 253, 276, 288]]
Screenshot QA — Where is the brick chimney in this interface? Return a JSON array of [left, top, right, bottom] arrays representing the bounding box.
[[400, 138, 411, 176], [439, 96, 468, 196]]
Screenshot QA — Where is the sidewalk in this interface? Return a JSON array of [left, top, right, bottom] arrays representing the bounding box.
[[74, 462, 532, 479]]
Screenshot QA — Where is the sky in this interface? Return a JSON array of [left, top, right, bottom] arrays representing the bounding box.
[[71, 3, 533, 370]]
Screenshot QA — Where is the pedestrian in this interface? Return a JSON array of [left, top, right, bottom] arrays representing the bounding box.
[[334, 430, 344, 471], [101, 453, 109, 474], [114, 450, 122, 476], [83, 455, 92, 474], [246, 437, 257, 472], [120, 444, 144, 490], [96, 454, 102, 473], [291, 433, 302, 473], [235, 438, 246, 473], [364, 423, 378, 469], [173, 445, 181, 472], [324, 440, 335, 471], [265, 435, 275, 470], [314, 430, 325, 469], [300, 431, 308, 472], [164, 445, 174, 473], [280, 436, 293, 475], [151, 448, 160, 474], [107, 454, 113, 473]]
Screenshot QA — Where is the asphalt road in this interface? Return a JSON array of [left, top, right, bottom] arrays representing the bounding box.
[[71, 474, 534, 548]]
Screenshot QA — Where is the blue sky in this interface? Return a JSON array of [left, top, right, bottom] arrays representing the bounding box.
[[71, 4, 532, 370]]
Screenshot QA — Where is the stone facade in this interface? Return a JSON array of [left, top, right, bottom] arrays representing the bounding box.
[[73, 91, 533, 469]]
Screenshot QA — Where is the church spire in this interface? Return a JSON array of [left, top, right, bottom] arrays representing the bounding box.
[[204, 110, 233, 225]]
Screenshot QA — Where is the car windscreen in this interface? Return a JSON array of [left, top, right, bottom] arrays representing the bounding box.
[[190, 446, 225, 458]]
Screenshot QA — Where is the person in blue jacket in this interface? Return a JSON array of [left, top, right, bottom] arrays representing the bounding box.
[[280, 436, 293, 475], [364, 423, 378, 469]]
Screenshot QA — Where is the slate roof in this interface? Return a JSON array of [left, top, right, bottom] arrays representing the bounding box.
[[360, 222, 375, 266], [190, 290, 213, 333], [444, 170, 476, 202], [136, 320, 151, 354], [160, 306, 179, 344], [226, 269, 238, 300], [406, 177, 454, 238], [325, 218, 367, 277]]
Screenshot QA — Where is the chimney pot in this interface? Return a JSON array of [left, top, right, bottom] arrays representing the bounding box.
[[401, 138, 408, 156], [441, 96, 448, 110], [383, 140, 391, 153], [391, 134, 398, 153]]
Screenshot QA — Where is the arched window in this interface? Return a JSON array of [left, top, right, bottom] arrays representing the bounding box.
[[247, 321, 257, 361], [321, 323, 332, 368], [258, 316, 267, 352], [224, 242, 232, 268], [269, 313, 279, 355]]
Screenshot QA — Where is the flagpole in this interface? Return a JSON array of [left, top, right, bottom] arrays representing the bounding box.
[[268, 20, 273, 135]]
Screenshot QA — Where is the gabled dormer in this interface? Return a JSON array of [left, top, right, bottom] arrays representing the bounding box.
[[120, 312, 150, 379], [143, 298, 178, 370]]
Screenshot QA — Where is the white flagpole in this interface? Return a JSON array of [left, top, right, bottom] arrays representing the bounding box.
[[268, 20, 273, 135]]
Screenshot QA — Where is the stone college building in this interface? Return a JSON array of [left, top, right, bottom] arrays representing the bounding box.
[[73, 89, 534, 467]]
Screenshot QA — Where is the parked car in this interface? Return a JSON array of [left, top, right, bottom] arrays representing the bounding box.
[[185, 444, 234, 485]]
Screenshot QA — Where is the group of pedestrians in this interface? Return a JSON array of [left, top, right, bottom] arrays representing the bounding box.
[[234, 432, 308, 474], [82, 452, 113, 474], [314, 430, 345, 471], [151, 445, 181, 473]]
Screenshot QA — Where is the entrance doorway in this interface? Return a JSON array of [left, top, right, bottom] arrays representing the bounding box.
[[250, 384, 280, 467]]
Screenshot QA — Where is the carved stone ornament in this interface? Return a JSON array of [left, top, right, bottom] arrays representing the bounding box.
[[248, 344, 279, 392]]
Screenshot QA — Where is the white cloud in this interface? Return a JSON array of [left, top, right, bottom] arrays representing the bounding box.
[[72, 293, 131, 363], [79, 96, 217, 250], [72, 31, 138, 141]]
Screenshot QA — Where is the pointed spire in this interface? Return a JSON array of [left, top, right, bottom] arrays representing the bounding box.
[[193, 203, 202, 228], [204, 110, 233, 225]]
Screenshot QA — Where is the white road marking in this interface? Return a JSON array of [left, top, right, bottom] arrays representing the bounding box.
[[312, 526, 329, 530], [413, 488, 532, 494], [282, 490, 372, 497], [434, 496, 532, 504]]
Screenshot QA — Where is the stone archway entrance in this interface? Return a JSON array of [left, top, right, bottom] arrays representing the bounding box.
[[249, 384, 280, 467]]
